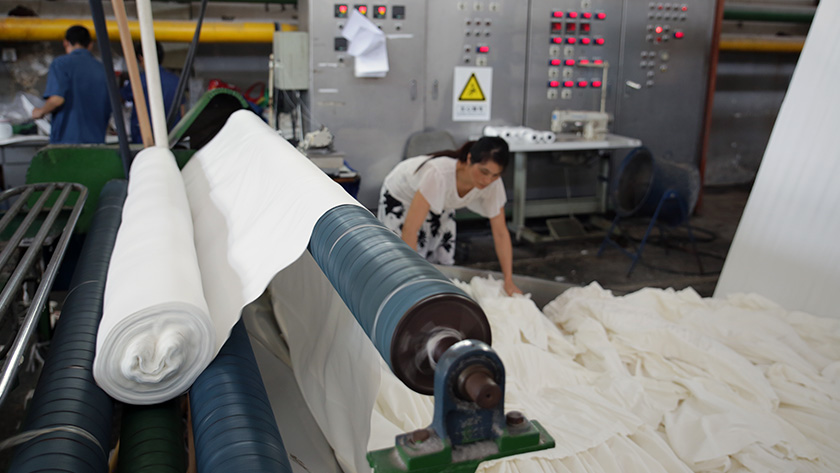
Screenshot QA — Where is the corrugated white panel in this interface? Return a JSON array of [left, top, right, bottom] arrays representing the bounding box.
[[714, 2, 840, 318]]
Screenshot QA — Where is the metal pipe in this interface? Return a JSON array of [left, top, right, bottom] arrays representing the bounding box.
[[724, 4, 815, 24], [0, 187, 33, 236], [136, 0, 168, 146], [0, 184, 87, 408], [720, 35, 805, 53], [0, 184, 55, 279], [89, 0, 133, 174], [0, 17, 288, 43], [168, 0, 209, 129]]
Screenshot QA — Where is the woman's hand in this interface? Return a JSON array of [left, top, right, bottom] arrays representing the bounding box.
[[504, 278, 523, 296]]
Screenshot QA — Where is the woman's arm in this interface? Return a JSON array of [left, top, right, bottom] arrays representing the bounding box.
[[402, 191, 431, 250], [489, 208, 522, 296]]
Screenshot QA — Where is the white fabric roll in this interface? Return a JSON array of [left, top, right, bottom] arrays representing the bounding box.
[[94, 147, 214, 404], [94, 110, 359, 404], [540, 131, 556, 144], [483, 126, 503, 137]]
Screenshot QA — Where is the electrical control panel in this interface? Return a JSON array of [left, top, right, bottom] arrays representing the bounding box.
[[300, 0, 427, 206], [524, 0, 625, 127], [423, 0, 529, 142], [612, 0, 716, 166]]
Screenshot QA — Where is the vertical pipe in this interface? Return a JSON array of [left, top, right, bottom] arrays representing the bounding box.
[[88, 0, 132, 174], [167, 0, 209, 129], [135, 0, 168, 147], [111, 0, 153, 147], [697, 0, 727, 213]]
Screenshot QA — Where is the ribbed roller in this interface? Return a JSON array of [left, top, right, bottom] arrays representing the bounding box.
[[189, 319, 292, 473], [8, 180, 127, 473], [308, 204, 491, 395], [116, 400, 186, 473]]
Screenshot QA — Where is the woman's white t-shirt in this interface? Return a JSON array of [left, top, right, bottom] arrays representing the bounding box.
[[382, 155, 506, 218]]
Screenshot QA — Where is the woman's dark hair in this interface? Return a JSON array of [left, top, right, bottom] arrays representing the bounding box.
[[417, 136, 510, 172]]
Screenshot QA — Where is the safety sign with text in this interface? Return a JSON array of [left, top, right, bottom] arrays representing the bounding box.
[[452, 67, 492, 122]]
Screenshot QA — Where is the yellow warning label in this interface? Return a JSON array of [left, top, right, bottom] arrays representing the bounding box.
[[458, 73, 486, 101]]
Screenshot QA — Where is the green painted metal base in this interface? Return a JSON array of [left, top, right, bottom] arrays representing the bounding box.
[[367, 420, 555, 473]]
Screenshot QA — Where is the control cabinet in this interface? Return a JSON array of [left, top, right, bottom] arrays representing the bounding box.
[[612, 0, 716, 166], [524, 0, 625, 128], [300, 0, 427, 206], [423, 0, 529, 143]]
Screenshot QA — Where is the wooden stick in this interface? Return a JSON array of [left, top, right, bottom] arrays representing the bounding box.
[[111, 0, 153, 148]]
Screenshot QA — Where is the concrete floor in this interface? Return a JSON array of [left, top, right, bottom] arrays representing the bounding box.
[[455, 185, 751, 298]]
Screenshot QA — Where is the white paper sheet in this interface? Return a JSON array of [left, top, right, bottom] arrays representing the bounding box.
[[342, 10, 389, 78]]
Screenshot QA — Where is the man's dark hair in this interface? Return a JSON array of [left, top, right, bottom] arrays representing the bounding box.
[[134, 41, 165, 63], [65, 25, 91, 47]]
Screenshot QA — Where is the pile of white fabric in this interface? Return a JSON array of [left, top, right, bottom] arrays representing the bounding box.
[[361, 278, 840, 473]]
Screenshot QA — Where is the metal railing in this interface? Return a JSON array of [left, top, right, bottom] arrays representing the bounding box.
[[0, 183, 87, 408]]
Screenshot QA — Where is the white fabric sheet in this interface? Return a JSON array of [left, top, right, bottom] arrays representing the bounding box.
[[94, 110, 359, 404]]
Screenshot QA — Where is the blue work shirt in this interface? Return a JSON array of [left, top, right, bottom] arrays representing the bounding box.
[[120, 67, 182, 144], [43, 48, 111, 144]]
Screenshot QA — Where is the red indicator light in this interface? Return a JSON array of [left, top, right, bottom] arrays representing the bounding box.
[[563, 81, 575, 88], [581, 23, 591, 32], [552, 11, 563, 18], [595, 37, 605, 45], [477, 46, 490, 53], [564, 59, 575, 66], [357, 5, 367, 14], [593, 59, 604, 64], [674, 31, 684, 39], [549, 81, 560, 88], [339, 4, 348, 13], [579, 59, 590, 65], [582, 12, 592, 19], [655, 26, 663, 34], [581, 37, 591, 45], [682, 5, 688, 11], [592, 80, 602, 88], [568, 11, 578, 19], [596, 12, 607, 20], [578, 81, 589, 87], [567, 37, 577, 44], [550, 59, 562, 66], [551, 22, 563, 32], [378, 6, 386, 14], [656, 37, 663, 43], [657, 4, 663, 9], [551, 37, 563, 44]]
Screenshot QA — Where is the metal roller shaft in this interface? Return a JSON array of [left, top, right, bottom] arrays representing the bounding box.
[[309, 204, 491, 394]]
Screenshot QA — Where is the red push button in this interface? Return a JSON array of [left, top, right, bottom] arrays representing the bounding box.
[[580, 37, 592, 45], [595, 37, 605, 45], [563, 80, 574, 88], [582, 12, 592, 19], [593, 59, 604, 64], [551, 37, 564, 44], [567, 37, 577, 44], [549, 80, 560, 88], [592, 80, 603, 88], [552, 11, 564, 18], [577, 81, 589, 87], [579, 59, 590, 65], [550, 59, 562, 66], [674, 31, 684, 39], [568, 11, 579, 19], [596, 12, 607, 20]]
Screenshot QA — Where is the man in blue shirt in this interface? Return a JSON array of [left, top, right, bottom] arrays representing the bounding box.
[[32, 25, 111, 144], [120, 41, 183, 144]]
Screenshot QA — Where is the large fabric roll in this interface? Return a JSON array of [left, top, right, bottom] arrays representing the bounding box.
[[94, 147, 215, 404], [94, 110, 359, 404]]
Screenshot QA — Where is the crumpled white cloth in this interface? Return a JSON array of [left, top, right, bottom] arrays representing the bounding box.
[[94, 110, 359, 404], [274, 275, 840, 473]]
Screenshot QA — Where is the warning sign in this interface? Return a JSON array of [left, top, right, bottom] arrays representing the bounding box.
[[453, 67, 492, 122], [459, 73, 486, 101]]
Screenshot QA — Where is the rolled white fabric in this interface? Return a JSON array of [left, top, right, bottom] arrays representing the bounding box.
[[540, 131, 557, 144], [483, 125, 503, 137], [94, 147, 214, 404]]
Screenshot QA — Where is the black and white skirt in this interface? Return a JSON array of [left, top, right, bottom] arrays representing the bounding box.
[[376, 188, 456, 265]]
